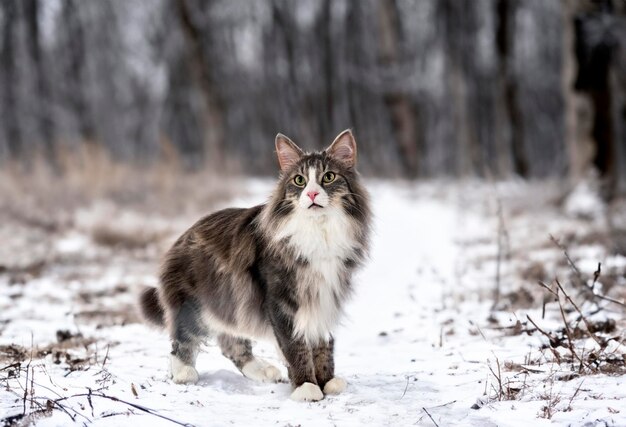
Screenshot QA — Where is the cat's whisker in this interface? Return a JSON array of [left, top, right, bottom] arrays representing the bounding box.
[[343, 191, 367, 199], [342, 203, 368, 219]]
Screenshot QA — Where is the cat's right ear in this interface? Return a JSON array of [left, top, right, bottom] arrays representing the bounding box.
[[275, 133, 303, 172]]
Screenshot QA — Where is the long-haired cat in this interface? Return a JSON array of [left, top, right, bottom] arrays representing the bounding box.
[[139, 129, 371, 401]]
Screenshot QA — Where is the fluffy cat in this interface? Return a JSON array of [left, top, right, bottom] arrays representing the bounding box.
[[139, 129, 371, 401]]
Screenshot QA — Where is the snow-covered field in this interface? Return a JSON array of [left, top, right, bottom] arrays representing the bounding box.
[[1, 179, 625, 426]]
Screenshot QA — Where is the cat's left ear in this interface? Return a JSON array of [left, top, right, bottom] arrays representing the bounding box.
[[326, 129, 357, 168], [275, 133, 304, 172]]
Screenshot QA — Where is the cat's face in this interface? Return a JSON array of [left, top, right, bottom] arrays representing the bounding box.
[[274, 130, 359, 218]]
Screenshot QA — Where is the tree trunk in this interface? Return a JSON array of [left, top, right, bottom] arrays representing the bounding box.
[[496, 0, 528, 177], [378, 0, 420, 177], [175, 0, 226, 169], [1, 0, 21, 160], [23, 0, 56, 165]]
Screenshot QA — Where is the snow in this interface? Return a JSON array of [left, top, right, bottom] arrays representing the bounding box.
[[563, 179, 605, 221], [1, 180, 625, 426]]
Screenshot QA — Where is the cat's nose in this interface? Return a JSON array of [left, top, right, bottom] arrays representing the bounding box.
[[307, 191, 319, 202]]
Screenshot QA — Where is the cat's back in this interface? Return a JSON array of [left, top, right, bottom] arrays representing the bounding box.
[[162, 205, 264, 283], [187, 205, 263, 247]]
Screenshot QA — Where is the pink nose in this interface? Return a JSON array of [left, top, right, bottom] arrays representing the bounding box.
[[307, 191, 319, 202]]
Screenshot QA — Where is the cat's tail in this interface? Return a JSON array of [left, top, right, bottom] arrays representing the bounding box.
[[139, 287, 166, 328]]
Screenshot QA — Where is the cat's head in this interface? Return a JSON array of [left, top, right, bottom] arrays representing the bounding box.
[[269, 129, 368, 222]]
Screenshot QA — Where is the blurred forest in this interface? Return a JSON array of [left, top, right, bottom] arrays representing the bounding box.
[[0, 0, 625, 195]]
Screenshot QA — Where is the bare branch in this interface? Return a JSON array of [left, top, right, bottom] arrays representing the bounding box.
[[422, 407, 440, 427]]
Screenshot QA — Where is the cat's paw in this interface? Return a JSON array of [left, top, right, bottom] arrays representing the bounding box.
[[170, 355, 199, 384], [290, 382, 324, 402], [241, 359, 283, 383], [323, 377, 347, 395]]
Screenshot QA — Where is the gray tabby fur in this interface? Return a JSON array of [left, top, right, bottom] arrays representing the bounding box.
[[139, 129, 371, 401]]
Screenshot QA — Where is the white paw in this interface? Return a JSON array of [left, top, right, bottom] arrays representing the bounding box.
[[290, 382, 324, 402], [241, 359, 283, 383], [323, 377, 346, 395], [170, 355, 199, 384]]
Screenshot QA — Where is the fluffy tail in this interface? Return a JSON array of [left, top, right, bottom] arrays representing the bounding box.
[[139, 287, 166, 327]]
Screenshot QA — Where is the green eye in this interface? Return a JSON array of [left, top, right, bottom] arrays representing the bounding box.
[[322, 172, 336, 184], [293, 175, 306, 186]]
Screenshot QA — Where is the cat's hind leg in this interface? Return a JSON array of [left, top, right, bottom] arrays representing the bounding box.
[[170, 300, 206, 384], [171, 340, 200, 384], [217, 334, 282, 383]]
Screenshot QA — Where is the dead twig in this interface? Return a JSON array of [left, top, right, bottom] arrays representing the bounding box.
[[526, 315, 554, 345], [553, 286, 586, 371], [487, 182, 511, 311], [13, 373, 91, 423], [29, 366, 35, 412], [101, 344, 110, 369], [588, 290, 626, 309], [542, 280, 591, 370], [54, 392, 194, 427], [47, 399, 79, 423], [0, 362, 21, 371], [23, 334, 34, 415], [87, 387, 95, 418], [550, 236, 625, 308], [469, 320, 487, 341], [537, 280, 558, 298], [549, 235, 584, 285], [487, 356, 503, 401], [422, 407, 440, 427], [424, 400, 457, 410], [553, 279, 603, 347], [400, 375, 410, 399], [526, 315, 562, 363], [591, 263, 601, 291], [567, 379, 585, 410], [40, 364, 62, 391]]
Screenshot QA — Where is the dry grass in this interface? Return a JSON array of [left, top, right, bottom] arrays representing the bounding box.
[[0, 144, 244, 276], [0, 332, 97, 369], [0, 143, 239, 226], [484, 245, 626, 417], [477, 182, 626, 419]]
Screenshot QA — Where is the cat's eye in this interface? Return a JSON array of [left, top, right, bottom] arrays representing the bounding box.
[[322, 172, 336, 184], [293, 175, 306, 187]]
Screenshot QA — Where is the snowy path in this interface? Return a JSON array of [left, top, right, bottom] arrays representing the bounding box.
[[2, 181, 625, 426]]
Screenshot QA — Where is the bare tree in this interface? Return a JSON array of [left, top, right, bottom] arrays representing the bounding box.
[[0, 0, 622, 189]]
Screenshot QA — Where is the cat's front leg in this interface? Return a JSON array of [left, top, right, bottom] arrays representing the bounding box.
[[270, 312, 323, 401], [313, 336, 346, 395], [281, 337, 323, 402]]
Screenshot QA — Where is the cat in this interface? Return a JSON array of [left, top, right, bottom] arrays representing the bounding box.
[[139, 129, 371, 401]]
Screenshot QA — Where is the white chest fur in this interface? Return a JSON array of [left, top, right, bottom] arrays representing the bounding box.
[[274, 206, 355, 343]]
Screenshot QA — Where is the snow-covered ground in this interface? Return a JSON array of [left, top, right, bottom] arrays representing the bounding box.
[[1, 180, 625, 426]]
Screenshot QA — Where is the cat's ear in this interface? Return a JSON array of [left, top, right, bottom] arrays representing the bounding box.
[[326, 129, 357, 168], [275, 133, 304, 172]]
